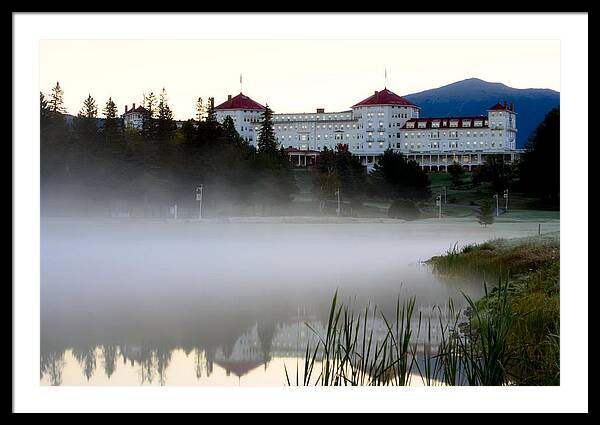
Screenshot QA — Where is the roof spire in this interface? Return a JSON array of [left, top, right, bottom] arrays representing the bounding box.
[[240, 73, 243, 94], [384, 68, 387, 89]]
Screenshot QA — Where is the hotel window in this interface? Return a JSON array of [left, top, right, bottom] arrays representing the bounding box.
[[404, 143, 408, 148], [368, 142, 372, 148], [396, 143, 401, 148], [379, 142, 384, 148]]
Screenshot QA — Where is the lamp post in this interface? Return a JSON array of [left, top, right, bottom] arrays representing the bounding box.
[[196, 185, 203, 220], [493, 193, 499, 217], [503, 189, 509, 212], [335, 188, 341, 217], [442, 186, 447, 204], [436, 195, 442, 219]]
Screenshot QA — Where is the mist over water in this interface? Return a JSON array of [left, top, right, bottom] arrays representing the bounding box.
[[40, 218, 545, 385]]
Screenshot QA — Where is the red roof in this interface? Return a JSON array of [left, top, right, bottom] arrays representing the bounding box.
[[352, 88, 418, 108], [488, 101, 514, 111], [124, 105, 148, 115], [401, 116, 488, 130], [215, 93, 265, 111]]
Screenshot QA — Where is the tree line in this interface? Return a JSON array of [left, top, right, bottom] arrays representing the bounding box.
[[40, 82, 297, 217]]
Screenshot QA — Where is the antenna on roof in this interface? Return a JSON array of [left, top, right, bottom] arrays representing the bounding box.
[[240, 73, 243, 94], [384, 68, 387, 89]]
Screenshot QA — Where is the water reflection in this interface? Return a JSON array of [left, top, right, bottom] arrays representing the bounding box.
[[41, 219, 542, 385], [40, 304, 467, 385]]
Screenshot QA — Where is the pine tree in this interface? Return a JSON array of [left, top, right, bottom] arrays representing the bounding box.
[[142, 92, 157, 139], [49, 82, 66, 114], [157, 88, 175, 140], [518, 107, 560, 205], [222, 116, 242, 144], [205, 97, 216, 123], [74, 94, 98, 141], [40, 92, 51, 128], [78, 94, 97, 119], [477, 199, 494, 227], [448, 161, 464, 187], [257, 104, 278, 156], [195, 97, 205, 121], [102, 97, 121, 141]]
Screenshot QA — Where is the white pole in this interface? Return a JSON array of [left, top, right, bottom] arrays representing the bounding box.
[[336, 188, 340, 217], [494, 194, 499, 217], [197, 185, 203, 220], [504, 189, 509, 212]]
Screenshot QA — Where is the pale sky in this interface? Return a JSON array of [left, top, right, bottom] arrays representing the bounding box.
[[40, 39, 560, 120]]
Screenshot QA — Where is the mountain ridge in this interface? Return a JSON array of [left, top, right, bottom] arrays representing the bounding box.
[[403, 78, 560, 148]]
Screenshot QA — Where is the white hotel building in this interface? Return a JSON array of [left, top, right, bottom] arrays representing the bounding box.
[[214, 88, 520, 171]]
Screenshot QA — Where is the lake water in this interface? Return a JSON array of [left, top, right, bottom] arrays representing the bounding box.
[[40, 218, 554, 386]]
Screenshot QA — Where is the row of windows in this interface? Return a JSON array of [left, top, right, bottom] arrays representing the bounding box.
[[275, 123, 358, 131], [406, 120, 487, 129], [403, 131, 503, 138], [398, 141, 504, 149], [274, 114, 352, 121]]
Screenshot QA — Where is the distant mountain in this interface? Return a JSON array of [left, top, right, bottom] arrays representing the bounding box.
[[403, 78, 559, 148]]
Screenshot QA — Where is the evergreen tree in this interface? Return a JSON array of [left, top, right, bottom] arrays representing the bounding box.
[[205, 97, 216, 123], [517, 107, 560, 205], [102, 97, 121, 141], [40, 92, 51, 128], [222, 116, 243, 145], [447, 161, 464, 187], [257, 104, 278, 156], [181, 119, 197, 143], [74, 94, 98, 141], [157, 88, 176, 140], [369, 149, 430, 200], [195, 97, 205, 121], [477, 199, 494, 227], [141, 92, 158, 139], [472, 154, 516, 192], [49, 82, 66, 114]]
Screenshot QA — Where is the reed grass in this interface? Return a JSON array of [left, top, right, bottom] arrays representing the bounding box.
[[286, 237, 559, 386]]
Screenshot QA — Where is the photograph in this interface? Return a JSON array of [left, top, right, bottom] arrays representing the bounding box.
[[13, 12, 588, 413]]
